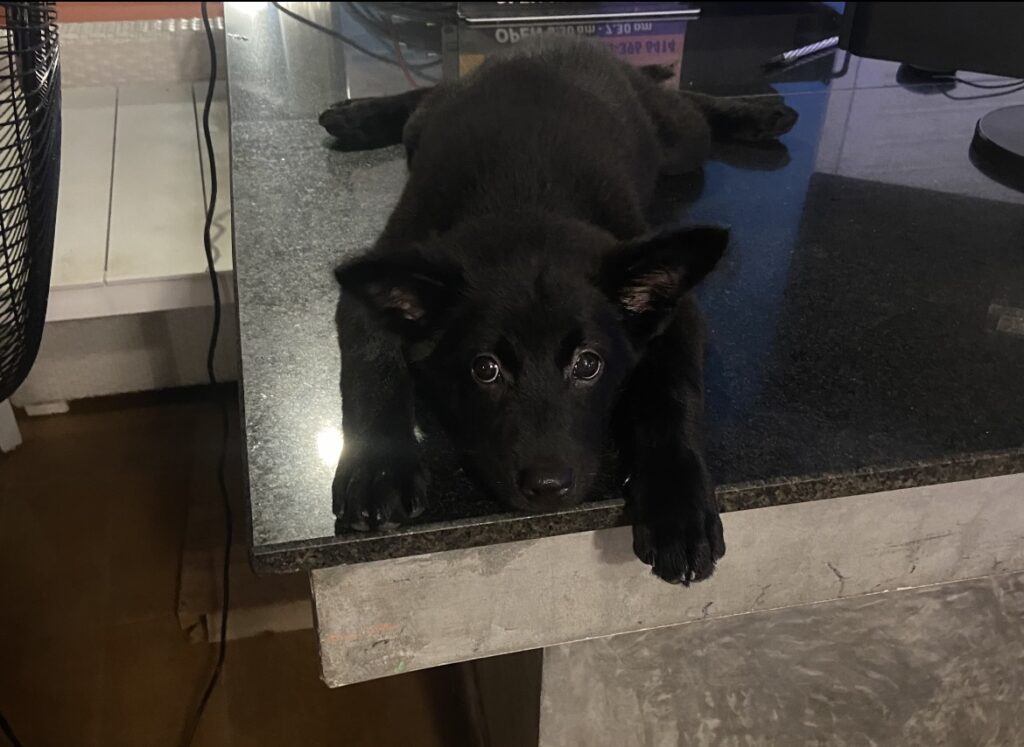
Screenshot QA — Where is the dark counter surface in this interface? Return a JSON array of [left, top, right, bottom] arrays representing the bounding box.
[[227, 3, 1024, 572]]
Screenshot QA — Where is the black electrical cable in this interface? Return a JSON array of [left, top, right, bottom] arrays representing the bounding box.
[[346, 4, 446, 70], [0, 710, 24, 747], [942, 82, 1024, 101], [270, 1, 440, 71], [180, 2, 232, 746], [936, 76, 1024, 90]]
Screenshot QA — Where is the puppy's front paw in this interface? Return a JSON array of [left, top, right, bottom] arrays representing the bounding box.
[[333, 449, 427, 531], [632, 508, 725, 585]]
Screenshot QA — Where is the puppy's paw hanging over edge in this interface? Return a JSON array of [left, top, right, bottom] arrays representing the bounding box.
[[333, 447, 427, 532], [632, 508, 726, 585]]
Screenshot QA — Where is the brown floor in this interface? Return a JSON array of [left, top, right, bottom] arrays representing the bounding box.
[[0, 387, 487, 747]]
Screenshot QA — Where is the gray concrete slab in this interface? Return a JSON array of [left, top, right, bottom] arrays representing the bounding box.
[[540, 571, 1024, 746], [312, 474, 1024, 686]]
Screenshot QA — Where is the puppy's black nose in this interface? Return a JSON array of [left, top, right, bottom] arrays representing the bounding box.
[[518, 466, 574, 498]]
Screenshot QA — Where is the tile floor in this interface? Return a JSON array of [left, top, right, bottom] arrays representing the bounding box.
[[0, 387, 479, 747]]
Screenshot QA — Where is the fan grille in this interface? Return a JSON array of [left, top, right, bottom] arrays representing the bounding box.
[[0, 1, 60, 401]]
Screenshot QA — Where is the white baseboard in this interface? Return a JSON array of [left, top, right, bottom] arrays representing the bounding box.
[[12, 305, 239, 407], [0, 400, 22, 452], [47, 272, 235, 322]]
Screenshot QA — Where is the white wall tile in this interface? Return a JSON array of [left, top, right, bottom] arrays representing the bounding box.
[[106, 83, 214, 282], [52, 87, 116, 288]]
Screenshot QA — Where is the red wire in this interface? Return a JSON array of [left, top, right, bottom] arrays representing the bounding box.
[[385, 15, 420, 89]]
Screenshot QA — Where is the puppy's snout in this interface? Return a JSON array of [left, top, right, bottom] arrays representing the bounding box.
[[518, 465, 574, 498]]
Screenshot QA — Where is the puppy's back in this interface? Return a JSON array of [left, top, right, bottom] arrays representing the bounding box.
[[394, 38, 661, 239]]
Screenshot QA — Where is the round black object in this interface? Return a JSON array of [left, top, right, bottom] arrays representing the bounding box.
[[971, 105, 1024, 190]]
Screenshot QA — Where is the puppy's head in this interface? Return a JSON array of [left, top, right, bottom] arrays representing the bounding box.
[[336, 217, 727, 512]]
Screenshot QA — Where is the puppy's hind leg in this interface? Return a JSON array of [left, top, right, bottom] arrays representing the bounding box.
[[319, 87, 430, 151], [632, 78, 713, 176], [400, 83, 462, 166], [680, 91, 798, 143]]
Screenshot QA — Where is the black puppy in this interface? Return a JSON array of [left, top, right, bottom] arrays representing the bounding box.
[[324, 38, 796, 584]]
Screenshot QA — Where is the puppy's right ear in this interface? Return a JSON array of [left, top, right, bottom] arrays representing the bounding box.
[[335, 253, 463, 338]]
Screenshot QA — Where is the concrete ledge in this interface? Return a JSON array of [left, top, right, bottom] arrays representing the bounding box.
[[312, 473, 1024, 686]]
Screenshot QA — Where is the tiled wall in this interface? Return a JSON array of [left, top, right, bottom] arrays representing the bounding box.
[[10, 3, 237, 406], [56, 2, 223, 23], [60, 17, 226, 86]]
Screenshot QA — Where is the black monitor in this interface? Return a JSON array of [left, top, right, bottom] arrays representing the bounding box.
[[840, 2, 1024, 186]]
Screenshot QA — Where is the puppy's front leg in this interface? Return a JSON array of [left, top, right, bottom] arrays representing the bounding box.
[[619, 301, 725, 584], [333, 297, 426, 531]]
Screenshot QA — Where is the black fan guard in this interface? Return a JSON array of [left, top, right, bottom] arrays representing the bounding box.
[[0, 2, 60, 402]]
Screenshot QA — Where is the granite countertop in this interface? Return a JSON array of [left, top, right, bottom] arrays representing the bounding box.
[[226, 3, 1024, 573]]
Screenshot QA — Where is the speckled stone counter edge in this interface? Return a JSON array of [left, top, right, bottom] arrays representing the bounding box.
[[251, 447, 1024, 572]]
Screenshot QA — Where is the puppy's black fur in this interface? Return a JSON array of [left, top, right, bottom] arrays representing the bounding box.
[[325, 38, 796, 584]]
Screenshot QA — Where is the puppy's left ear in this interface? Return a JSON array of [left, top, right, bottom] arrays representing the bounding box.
[[600, 225, 728, 338]]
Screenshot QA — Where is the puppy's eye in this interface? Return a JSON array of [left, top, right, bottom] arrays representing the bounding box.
[[471, 354, 502, 384], [572, 350, 603, 381]]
